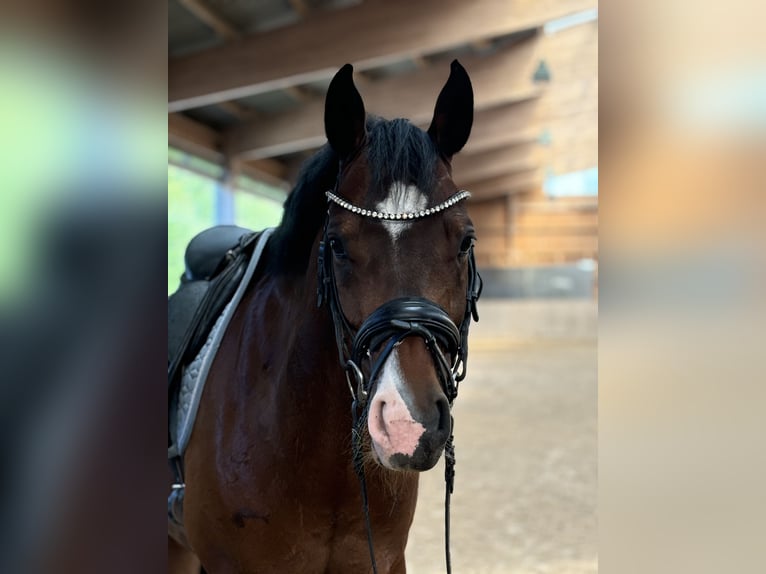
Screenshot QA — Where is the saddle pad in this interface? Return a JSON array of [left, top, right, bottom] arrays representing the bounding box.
[[169, 227, 273, 459]]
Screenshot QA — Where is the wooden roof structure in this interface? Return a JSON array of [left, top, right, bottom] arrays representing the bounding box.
[[169, 0, 598, 268]]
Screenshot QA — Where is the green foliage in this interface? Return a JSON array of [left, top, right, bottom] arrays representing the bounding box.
[[167, 165, 285, 294], [235, 190, 284, 231], [168, 166, 215, 293]]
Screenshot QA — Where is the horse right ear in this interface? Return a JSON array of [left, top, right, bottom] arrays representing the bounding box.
[[428, 60, 474, 160], [325, 64, 366, 159]]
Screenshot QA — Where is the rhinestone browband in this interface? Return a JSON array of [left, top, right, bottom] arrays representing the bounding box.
[[325, 190, 471, 220]]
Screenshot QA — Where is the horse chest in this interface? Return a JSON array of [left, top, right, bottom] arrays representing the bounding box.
[[190, 475, 415, 573]]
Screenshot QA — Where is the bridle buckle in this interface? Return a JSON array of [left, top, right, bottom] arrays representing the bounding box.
[[344, 360, 366, 404]]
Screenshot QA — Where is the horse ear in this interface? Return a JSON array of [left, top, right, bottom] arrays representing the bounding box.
[[324, 64, 366, 159], [428, 60, 474, 159]]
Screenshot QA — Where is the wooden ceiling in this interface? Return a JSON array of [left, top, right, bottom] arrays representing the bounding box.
[[168, 0, 598, 202]]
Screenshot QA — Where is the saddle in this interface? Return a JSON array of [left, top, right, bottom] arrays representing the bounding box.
[[168, 225, 267, 455]]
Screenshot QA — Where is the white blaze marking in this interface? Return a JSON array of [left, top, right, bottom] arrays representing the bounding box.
[[375, 182, 428, 243], [378, 348, 406, 396]]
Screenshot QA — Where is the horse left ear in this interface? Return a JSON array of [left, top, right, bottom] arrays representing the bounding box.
[[428, 60, 474, 160], [325, 64, 367, 159]]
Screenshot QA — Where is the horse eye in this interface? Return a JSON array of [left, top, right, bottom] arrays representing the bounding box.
[[329, 238, 347, 258], [459, 235, 475, 256]]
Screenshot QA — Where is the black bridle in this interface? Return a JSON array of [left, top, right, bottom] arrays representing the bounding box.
[[316, 185, 482, 574]]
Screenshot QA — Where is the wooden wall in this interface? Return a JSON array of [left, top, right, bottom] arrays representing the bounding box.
[[468, 188, 598, 268]]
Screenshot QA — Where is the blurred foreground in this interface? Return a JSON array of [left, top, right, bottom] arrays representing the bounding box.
[[0, 3, 166, 572]]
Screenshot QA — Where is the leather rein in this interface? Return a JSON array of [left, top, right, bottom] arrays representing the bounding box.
[[316, 181, 482, 574]]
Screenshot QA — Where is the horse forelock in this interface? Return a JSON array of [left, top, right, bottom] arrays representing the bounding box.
[[365, 117, 439, 203]]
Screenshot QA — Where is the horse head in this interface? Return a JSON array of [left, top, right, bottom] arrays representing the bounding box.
[[321, 61, 479, 472]]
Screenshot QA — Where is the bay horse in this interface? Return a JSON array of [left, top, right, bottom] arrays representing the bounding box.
[[170, 60, 480, 574]]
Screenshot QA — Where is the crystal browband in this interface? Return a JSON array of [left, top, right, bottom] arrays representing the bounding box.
[[325, 190, 471, 220]]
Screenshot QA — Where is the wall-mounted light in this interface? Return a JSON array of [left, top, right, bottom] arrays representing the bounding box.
[[532, 59, 551, 83]]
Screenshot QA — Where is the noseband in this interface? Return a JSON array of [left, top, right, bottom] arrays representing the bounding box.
[[316, 186, 482, 574]]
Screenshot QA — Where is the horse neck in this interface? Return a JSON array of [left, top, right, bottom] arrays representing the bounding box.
[[265, 247, 351, 415]]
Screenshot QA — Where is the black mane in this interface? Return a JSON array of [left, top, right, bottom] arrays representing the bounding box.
[[267, 117, 440, 275], [266, 144, 339, 275]]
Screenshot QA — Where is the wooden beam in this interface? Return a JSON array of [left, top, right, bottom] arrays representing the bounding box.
[[447, 96, 595, 159], [169, 0, 598, 111], [537, 76, 598, 120], [535, 21, 598, 120], [247, 158, 287, 180], [466, 196, 511, 267], [452, 143, 541, 186], [178, 0, 241, 40], [216, 101, 258, 121], [283, 85, 311, 104], [543, 110, 598, 174], [237, 160, 290, 189], [449, 20, 598, 156], [543, 19, 597, 74], [169, 114, 289, 188], [224, 37, 544, 159], [463, 99, 542, 155], [470, 39, 494, 52], [352, 70, 373, 88], [223, 21, 598, 160], [513, 198, 598, 213], [288, 0, 310, 18], [469, 169, 543, 200], [549, 141, 598, 174], [465, 126, 540, 157], [168, 113, 222, 163]]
